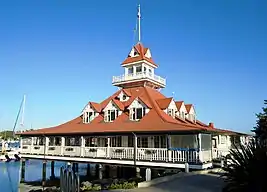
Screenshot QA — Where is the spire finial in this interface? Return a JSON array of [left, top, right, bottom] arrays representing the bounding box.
[[137, 4, 141, 42]]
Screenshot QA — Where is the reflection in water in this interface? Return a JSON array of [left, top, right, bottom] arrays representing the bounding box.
[[0, 160, 90, 192]]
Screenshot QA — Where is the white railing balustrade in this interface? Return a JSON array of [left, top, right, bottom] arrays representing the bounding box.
[[112, 72, 166, 86], [137, 148, 168, 161], [63, 146, 81, 157], [171, 150, 199, 163], [109, 147, 134, 159], [47, 146, 61, 156], [84, 147, 107, 158]]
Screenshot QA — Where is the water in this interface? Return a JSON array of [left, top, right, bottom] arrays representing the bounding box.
[[0, 160, 89, 192]]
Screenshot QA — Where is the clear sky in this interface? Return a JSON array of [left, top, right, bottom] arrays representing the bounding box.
[[0, 0, 266, 133]]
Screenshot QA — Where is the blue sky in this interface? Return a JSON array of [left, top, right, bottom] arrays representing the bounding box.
[[0, 0, 266, 133]]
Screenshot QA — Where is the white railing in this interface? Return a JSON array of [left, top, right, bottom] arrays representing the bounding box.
[[21, 145, 204, 163], [84, 147, 107, 158], [109, 147, 134, 159], [137, 148, 168, 161], [112, 72, 166, 86], [171, 150, 199, 163]]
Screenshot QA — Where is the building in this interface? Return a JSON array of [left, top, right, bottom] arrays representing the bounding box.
[[18, 5, 250, 172]]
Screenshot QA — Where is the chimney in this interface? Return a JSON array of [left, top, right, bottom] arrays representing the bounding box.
[[208, 122, 214, 128]]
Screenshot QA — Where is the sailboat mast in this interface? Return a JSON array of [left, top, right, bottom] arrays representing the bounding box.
[[12, 95, 26, 137], [20, 94, 26, 127]]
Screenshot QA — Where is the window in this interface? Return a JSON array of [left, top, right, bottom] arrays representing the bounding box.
[[128, 67, 133, 74], [65, 137, 81, 146], [48, 137, 61, 146], [144, 67, 147, 74], [111, 136, 122, 147], [167, 108, 175, 117], [104, 110, 119, 122], [131, 107, 146, 120], [128, 135, 134, 147], [137, 137, 148, 148], [83, 112, 96, 123], [180, 111, 185, 119], [122, 95, 127, 101], [136, 66, 142, 73], [154, 136, 160, 148]]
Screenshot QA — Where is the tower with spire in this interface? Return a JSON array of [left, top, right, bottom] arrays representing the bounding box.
[[112, 5, 166, 90]]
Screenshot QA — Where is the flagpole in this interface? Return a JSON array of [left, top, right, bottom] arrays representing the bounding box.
[[138, 4, 141, 42]]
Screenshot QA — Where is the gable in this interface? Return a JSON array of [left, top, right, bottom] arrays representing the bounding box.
[[145, 48, 152, 58], [102, 100, 120, 111], [82, 103, 97, 114], [128, 98, 147, 109], [167, 99, 178, 111], [179, 103, 187, 114], [128, 47, 139, 57], [118, 90, 130, 102]]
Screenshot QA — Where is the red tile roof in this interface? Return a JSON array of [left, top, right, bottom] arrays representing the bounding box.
[[122, 43, 158, 67], [19, 86, 238, 136], [175, 101, 184, 110]]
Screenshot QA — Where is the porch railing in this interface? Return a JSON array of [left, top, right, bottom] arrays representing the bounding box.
[[21, 145, 211, 163]]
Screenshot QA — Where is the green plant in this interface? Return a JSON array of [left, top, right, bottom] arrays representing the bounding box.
[[108, 181, 136, 190], [222, 142, 267, 192]]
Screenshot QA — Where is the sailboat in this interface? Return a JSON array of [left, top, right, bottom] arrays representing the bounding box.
[[0, 95, 26, 161]]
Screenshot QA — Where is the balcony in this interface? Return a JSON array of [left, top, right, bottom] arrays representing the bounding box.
[[112, 72, 166, 88]]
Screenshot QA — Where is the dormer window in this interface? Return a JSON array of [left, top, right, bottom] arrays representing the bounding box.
[[104, 109, 119, 122], [131, 107, 146, 121], [128, 67, 133, 74], [83, 112, 97, 124], [180, 111, 185, 119], [122, 95, 127, 101], [167, 108, 176, 117]]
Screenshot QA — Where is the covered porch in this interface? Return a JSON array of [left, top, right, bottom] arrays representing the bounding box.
[[20, 132, 213, 169]]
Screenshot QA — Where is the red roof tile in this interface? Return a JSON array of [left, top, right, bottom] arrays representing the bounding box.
[[185, 104, 193, 113], [175, 101, 184, 110]]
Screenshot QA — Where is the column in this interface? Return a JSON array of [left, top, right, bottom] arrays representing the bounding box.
[[98, 164, 103, 180], [81, 136, 85, 157], [50, 161, 55, 180], [133, 66, 136, 75], [45, 137, 49, 155], [136, 167, 141, 178], [30, 137, 34, 154], [61, 137, 65, 156], [42, 160, 47, 187], [167, 135, 172, 162], [198, 133, 203, 162], [20, 159, 26, 183], [134, 133, 138, 162], [145, 168, 151, 181], [107, 137, 110, 158]]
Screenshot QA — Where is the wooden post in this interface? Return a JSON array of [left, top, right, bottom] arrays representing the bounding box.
[[20, 159, 26, 183], [42, 160, 47, 187], [50, 161, 55, 180], [86, 164, 90, 177]]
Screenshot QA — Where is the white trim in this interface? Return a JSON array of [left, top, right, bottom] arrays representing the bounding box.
[[122, 60, 158, 69], [112, 77, 165, 88]]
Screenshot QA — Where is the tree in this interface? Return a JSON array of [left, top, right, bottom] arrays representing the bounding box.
[[222, 100, 267, 191], [252, 100, 267, 145]]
